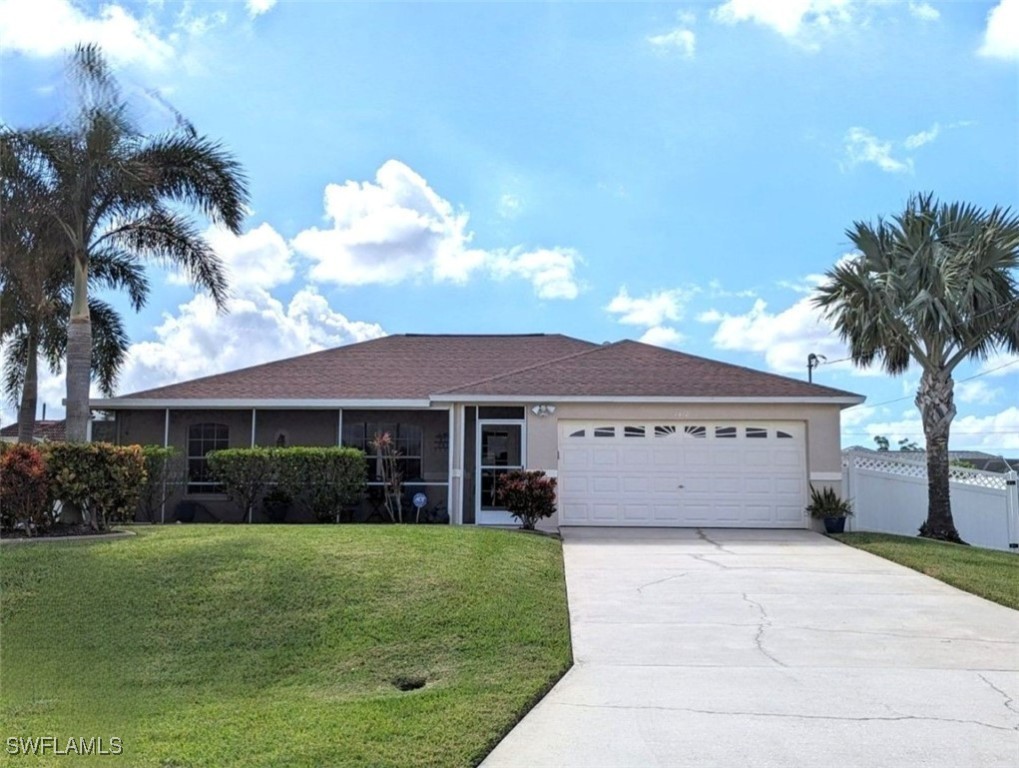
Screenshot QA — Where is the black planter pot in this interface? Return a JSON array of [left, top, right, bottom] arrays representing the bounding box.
[[823, 516, 847, 534]]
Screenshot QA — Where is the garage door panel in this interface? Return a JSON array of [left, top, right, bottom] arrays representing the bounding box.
[[558, 421, 807, 529]]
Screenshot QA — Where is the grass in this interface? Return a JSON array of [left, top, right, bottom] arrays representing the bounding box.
[[833, 532, 1019, 610], [0, 526, 572, 767]]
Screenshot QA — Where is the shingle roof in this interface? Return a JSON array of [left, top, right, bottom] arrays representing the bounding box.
[[0, 420, 66, 441], [113, 334, 598, 401], [100, 334, 862, 404], [437, 340, 860, 399]]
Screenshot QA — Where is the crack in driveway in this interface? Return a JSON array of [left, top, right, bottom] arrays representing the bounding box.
[[741, 593, 787, 667], [978, 673, 1019, 725], [558, 702, 1018, 733]]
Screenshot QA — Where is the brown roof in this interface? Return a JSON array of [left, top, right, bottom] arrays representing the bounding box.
[[102, 334, 861, 404], [115, 334, 598, 401], [0, 420, 66, 441], [437, 340, 859, 399]]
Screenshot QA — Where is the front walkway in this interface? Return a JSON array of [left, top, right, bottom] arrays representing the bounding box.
[[483, 528, 1019, 767]]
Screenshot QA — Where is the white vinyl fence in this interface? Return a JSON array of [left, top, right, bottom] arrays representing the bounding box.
[[842, 450, 1019, 552]]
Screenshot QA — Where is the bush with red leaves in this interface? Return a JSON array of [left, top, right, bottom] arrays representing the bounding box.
[[494, 469, 557, 530], [0, 443, 53, 534]]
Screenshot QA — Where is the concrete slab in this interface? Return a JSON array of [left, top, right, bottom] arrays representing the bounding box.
[[482, 528, 1019, 767]]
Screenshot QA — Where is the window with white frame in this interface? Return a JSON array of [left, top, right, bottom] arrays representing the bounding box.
[[187, 423, 229, 494]]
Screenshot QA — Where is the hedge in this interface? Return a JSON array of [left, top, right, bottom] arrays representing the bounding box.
[[207, 446, 367, 523], [47, 442, 147, 531]]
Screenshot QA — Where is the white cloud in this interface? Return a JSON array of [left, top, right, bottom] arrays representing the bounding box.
[[246, 0, 277, 18], [979, 0, 1019, 60], [907, 2, 940, 22], [956, 379, 1002, 405], [698, 296, 849, 374], [857, 407, 1019, 452], [903, 122, 940, 149], [647, 28, 697, 58], [116, 287, 385, 397], [707, 279, 757, 298], [291, 160, 581, 299], [639, 326, 685, 348], [489, 248, 581, 300], [843, 127, 912, 174], [978, 351, 1019, 377], [606, 287, 694, 327], [710, 0, 853, 45], [0, 0, 175, 68], [167, 222, 295, 292]]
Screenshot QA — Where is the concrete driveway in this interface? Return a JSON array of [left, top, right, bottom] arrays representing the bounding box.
[[483, 528, 1019, 767]]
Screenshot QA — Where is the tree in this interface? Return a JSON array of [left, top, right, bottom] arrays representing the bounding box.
[[872, 435, 921, 452], [815, 193, 1019, 543], [2, 128, 149, 442], [26, 44, 248, 441]]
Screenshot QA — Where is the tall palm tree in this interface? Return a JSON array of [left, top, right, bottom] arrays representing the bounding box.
[[34, 44, 248, 441], [814, 193, 1019, 543], [2, 128, 149, 442]]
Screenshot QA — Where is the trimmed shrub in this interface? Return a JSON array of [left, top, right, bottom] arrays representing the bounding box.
[[138, 445, 186, 522], [0, 443, 53, 533], [207, 447, 275, 522], [494, 470, 557, 530], [47, 442, 147, 531], [275, 446, 367, 523]]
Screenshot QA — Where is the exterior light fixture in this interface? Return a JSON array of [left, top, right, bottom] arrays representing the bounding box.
[[531, 404, 557, 417]]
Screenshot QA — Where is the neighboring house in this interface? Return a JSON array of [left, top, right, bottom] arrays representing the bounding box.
[[0, 420, 66, 444], [91, 334, 864, 528], [843, 446, 1019, 474]]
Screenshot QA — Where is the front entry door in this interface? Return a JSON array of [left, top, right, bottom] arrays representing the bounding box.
[[477, 421, 524, 525]]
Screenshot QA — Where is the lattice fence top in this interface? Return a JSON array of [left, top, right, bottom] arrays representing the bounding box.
[[842, 451, 1010, 490]]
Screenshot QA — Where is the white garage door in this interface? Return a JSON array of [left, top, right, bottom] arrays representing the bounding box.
[[558, 421, 808, 528]]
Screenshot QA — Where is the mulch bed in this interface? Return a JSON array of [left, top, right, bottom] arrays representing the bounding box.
[[0, 524, 125, 541]]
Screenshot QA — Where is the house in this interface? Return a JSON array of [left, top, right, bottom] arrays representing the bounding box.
[[0, 420, 66, 444], [90, 334, 864, 528]]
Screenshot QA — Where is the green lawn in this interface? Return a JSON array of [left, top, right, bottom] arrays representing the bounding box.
[[834, 532, 1019, 610], [0, 526, 572, 767]]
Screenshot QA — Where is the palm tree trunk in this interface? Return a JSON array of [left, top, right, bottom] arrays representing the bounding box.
[[916, 368, 963, 543], [65, 254, 92, 444], [17, 325, 39, 444]]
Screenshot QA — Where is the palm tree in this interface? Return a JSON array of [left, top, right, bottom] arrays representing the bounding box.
[[815, 193, 1019, 543], [2, 128, 149, 442], [32, 44, 248, 441]]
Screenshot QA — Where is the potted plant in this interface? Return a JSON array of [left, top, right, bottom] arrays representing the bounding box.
[[262, 487, 292, 524], [806, 486, 853, 534]]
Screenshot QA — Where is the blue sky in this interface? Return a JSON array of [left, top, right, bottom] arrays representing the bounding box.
[[2, 0, 1017, 453]]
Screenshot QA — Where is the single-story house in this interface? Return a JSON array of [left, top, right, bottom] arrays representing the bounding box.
[[0, 419, 66, 443], [90, 334, 864, 529]]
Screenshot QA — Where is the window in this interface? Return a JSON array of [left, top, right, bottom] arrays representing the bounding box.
[[624, 426, 645, 438], [342, 422, 424, 482], [569, 429, 586, 438], [746, 427, 768, 439], [715, 426, 737, 439], [683, 425, 706, 438], [187, 423, 229, 494], [593, 426, 615, 438], [654, 425, 677, 437], [776, 430, 794, 439]]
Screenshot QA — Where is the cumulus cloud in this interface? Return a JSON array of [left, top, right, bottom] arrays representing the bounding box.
[[710, 0, 853, 46], [0, 0, 175, 67], [291, 160, 581, 299], [639, 326, 685, 348], [979, 0, 1019, 60], [606, 287, 697, 349], [647, 28, 697, 58], [858, 407, 1019, 452], [842, 127, 912, 174], [167, 222, 295, 293], [698, 296, 850, 374], [498, 193, 522, 220], [956, 380, 1002, 405], [246, 0, 278, 18], [115, 287, 384, 396], [907, 2, 940, 22], [979, 351, 1019, 377], [489, 248, 581, 300]]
